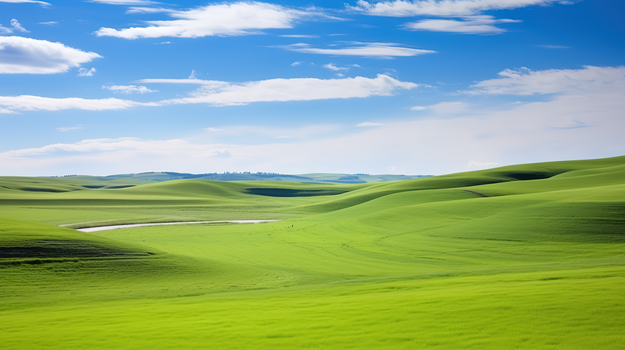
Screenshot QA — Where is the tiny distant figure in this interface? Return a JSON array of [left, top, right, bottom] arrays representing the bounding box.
[[292, 225, 293, 227]]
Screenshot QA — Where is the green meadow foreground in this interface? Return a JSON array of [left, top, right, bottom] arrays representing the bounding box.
[[1, 157, 624, 349]]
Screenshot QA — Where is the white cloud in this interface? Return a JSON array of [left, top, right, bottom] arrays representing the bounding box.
[[0, 25, 12, 34], [538, 45, 570, 49], [95, 2, 317, 39], [57, 125, 85, 132], [0, 95, 144, 113], [323, 63, 348, 71], [0, 0, 49, 5], [103, 85, 157, 94], [279, 42, 436, 59], [406, 15, 520, 34], [2, 64, 624, 176], [356, 122, 385, 127], [137, 78, 231, 87], [280, 34, 319, 38], [126, 7, 175, 14], [412, 101, 468, 114], [349, 0, 560, 17], [91, 0, 157, 5], [0, 74, 417, 114], [39, 21, 58, 25], [188, 69, 198, 79], [467, 66, 625, 95], [10, 19, 29, 33], [0, 36, 101, 74], [205, 127, 223, 132], [290, 61, 302, 66], [77, 67, 96, 76], [158, 74, 419, 106]]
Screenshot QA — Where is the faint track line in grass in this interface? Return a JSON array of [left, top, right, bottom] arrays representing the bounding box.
[[464, 189, 488, 198]]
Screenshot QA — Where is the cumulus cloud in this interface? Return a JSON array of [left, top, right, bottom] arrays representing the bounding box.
[[406, 15, 520, 34], [278, 42, 436, 58], [349, 0, 560, 17], [77, 67, 96, 76], [157, 74, 419, 106], [0, 36, 101, 74], [0, 95, 145, 113], [103, 85, 157, 94], [466, 66, 625, 95], [95, 2, 317, 39]]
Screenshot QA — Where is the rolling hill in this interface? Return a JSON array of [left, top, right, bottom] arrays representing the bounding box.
[[1, 155, 624, 349]]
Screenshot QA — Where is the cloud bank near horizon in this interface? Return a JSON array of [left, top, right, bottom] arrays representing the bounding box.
[[2, 66, 623, 176]]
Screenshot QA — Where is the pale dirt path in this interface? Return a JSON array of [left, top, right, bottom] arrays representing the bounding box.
[[75, 220, 278, 233]]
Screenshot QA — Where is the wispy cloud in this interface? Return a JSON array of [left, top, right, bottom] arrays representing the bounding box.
[[280, 34, 320, 38], [537, 45, 570, 49], [2, 65, 623, 176], [10, 19, 29, 32], [39, 21, 58, 25], [57, 125, 85, 132], [103, 85, 157, 94], [137, 78, 230, 87], [157, 74, 419, 106], [95, 2, 323, 39], [90, 0, 158, 5], [278, 42, 436, 59], [349, 0, 560, 17], [0, 37, 101, 74], [406, 15, 520, 34], [77, 68, 96, 76], [411, 101, 468, 114], [0, 0, 49, 5], [0, 95, 146, 113], [0, 19, 29, 34], [466, 66, 625, 95], [126, 7, 175, 14], [323, 63, 348, 71], [356, 122, 385, 127]]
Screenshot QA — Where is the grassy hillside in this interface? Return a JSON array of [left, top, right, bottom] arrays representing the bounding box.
[[1, 156, 624, 349]]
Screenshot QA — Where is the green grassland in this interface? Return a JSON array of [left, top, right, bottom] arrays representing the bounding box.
[[1, 156, 624, 349]]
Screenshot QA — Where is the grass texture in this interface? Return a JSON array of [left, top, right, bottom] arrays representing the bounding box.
[[1, 155, 624, 349]]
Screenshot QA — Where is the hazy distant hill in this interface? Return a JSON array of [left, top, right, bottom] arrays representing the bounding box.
[[50, 172, 432, 184]]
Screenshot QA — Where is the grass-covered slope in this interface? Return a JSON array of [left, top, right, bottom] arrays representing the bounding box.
[[1, 155, 624, 349]]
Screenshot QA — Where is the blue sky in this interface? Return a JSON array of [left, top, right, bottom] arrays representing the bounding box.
[[0, 0, 623, 176]]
